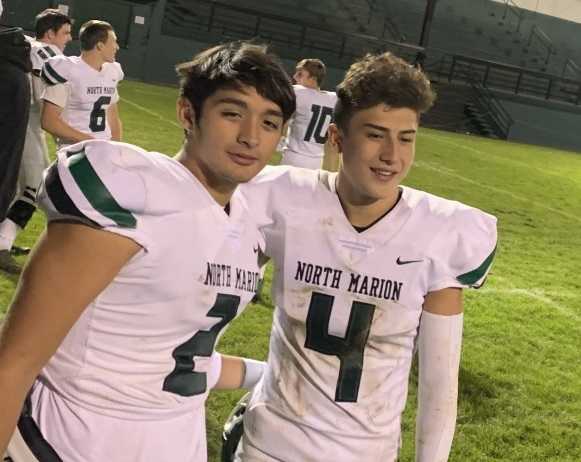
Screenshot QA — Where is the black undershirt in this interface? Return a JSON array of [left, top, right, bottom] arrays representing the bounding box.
[[352, 188, 403, 233], [224, 203, 230, 215]]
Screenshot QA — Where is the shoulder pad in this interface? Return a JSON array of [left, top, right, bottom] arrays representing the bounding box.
[[38, 140, 148, 230], [428, 205, 497, 290], [41, 54, 74, 85], [30, 41, 59, 69]]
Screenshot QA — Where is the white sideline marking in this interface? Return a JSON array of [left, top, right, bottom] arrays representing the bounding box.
[[414, 160, 581, 223], [480, 287, 580, 321], [120, 97, 181, 129]]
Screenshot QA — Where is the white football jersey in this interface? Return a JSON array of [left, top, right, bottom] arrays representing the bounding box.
[[34, 140, 263, 462], [24, 36, 61, 111], [41, 55, 123, 148], [238, 167, 497, 462], [284, 85, 337, 159], [20, 38, 61, 186]]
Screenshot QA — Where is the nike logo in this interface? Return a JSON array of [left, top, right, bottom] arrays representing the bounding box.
[[396, 257, 423, 265]]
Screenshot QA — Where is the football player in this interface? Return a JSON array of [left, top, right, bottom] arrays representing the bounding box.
[[280, 58, 337, 169], [0, 41, 295, 462], [40, 20, 123, 150], [0, 9, 72, 274], [231, 52, 497, 462]]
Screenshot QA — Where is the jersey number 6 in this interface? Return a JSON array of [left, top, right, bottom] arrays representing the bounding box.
[[89, 96, 112, 132], [163, 293, 240, 397], [305, 291, 376, 402]]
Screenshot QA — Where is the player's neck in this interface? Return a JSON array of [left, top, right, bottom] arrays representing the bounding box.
[[302, 81, 319, 90], [336, 173, 401, 228], [176, 148, 236, 207], [81, 52, 105, 71]]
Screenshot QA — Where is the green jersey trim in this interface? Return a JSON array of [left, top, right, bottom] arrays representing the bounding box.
[[456, 245, 497, 286], [43, 61, 67, 84], [67, 148, 137, 228]]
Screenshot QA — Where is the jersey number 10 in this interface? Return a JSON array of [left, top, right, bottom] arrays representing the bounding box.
[[304, 104, 334, 144], [305, 291, 376, 402]]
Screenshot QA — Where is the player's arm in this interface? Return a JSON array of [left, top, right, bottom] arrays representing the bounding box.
[[0, 223, 141, 454], [107, 102, 122, 141], [415, 288, 463, 462], [41, 92, 93, 144], [209, 354, 265, 390]]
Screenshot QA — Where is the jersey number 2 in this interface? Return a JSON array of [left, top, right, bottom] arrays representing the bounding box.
[[163, 293, 240, 397], [89, 96, 111, 132], [304, 104, 334, 144], [305, 291, 375, 402]]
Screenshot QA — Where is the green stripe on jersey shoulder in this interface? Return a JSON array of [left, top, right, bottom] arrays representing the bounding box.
[[44, 61, 67, 83], [457, 245, 497, 286], [36, 48, 48, 60], [44, 46, 57, 57], [67, 147, 137, 228]]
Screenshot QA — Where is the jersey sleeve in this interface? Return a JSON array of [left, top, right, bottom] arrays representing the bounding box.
[[427, 208, 497, 291], [37, 140, 152, 250], [109, 62, 123, 104], [41, 55, 73, 86], [30, 44, 58, 73], [243, 165, 292, 228], [115, 62, 124, 81], [42, 82, 69, 108]]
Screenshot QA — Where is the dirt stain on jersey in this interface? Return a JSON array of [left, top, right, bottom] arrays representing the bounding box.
[[275, 318, 306, 418]]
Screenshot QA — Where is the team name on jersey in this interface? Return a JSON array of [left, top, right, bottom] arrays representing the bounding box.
[[294, 260, 403, 302], [204, 262, 260, 293], [86, 86, 116, 95]]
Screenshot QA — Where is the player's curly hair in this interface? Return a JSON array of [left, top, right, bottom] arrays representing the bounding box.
[[334, 52, 436, 131], [177, 42, 296, 124]]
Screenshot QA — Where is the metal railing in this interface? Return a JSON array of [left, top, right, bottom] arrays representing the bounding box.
[[498, 0, 526, 33], [163, 0, 581, 108], [162, 0, 423, 62], [562, 57, 581, 79], [464, 72, 513, 139], [526, 24, 555, 66], [439, 54, 581, 106]]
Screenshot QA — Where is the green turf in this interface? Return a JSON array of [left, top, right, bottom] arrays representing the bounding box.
[[1, 80, 580, 461]]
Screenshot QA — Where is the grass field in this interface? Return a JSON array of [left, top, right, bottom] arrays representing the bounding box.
[[1, 80, 580, 461]]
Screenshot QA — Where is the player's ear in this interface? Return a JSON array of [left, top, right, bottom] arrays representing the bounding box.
[[177, 97, 196, 135], [327, 123, 342, 152]]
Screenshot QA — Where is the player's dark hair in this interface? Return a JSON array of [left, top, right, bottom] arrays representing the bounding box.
[[296, 58, 326, 87], [176, 41, 296, 125], [79, 20, 114, 51], [34, 9, 71, 39], [334, 52, 435, 132]]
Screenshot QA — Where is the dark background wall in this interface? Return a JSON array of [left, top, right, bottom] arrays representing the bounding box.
[[3, 0, 581, 152]]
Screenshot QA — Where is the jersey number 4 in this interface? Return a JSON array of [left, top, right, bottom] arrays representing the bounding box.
[[89, 96, 111, 132], [305, 291, 376, 402], [163, 293, 240, 397], [304, 104, 334, 144]]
